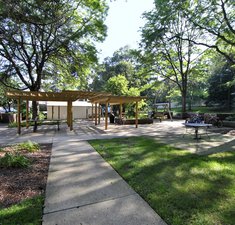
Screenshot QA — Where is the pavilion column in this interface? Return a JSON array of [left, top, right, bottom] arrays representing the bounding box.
[[52, 106, 54, 120], [119, 103, 123, 119], [92, 104, 94, 121], [135, 101, 138, 128], [67, 101, 70, 127], [68, 100, 73, 131], [58, 106, 60, 120], [105, 101, 108, 130], [17, 98, 21, 135], [95, 103, 98, 125], [26, 100, 29, 129], [98, 104, 101, 124]]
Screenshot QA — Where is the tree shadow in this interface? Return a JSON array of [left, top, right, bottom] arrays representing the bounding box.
[[92, 137, 235, 225]]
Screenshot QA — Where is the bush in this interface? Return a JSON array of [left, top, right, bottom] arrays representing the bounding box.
[[0, 153, 30, 168], [16, 141, 40, 152]]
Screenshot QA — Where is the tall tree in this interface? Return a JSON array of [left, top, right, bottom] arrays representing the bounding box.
[[186, 0, 235, 64], [90, 46, 150, 93], [206, 56, 235, 109], [0, 0, 108, 117], [141, 0, 203, 114]]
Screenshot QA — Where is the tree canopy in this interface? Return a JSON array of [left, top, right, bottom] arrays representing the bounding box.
[[0, 0, 108, 92], [185, 0, 235, 64], [141, 0, 204, 113]]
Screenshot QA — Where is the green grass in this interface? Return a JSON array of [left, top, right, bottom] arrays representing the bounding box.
[[89, 137, 235, 225], [0, 196, 44, 225]]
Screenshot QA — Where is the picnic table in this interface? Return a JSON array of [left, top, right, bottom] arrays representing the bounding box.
[[183, 122, 212, 140]]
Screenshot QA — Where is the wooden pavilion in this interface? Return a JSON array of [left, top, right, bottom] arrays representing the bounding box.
[[6, 90, 146, 134]]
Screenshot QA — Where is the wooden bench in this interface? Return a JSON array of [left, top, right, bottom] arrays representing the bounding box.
[[30, 118, 60, 132]]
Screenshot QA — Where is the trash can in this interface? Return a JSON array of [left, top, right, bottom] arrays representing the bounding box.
[[109, 113, 115, 123]]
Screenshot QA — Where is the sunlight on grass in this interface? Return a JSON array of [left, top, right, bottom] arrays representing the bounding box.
[[89, 137, 235, 225], [0, 196, 43, 225]]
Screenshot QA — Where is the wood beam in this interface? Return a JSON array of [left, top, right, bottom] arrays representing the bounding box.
[[26, 100, 29, 129], [119, 103, 123, 119], [58, 106, 60, 120], [95, 103, 98, 125], [67, 101, 70, 127], [98, 104, 101, 124], [52, 106, 54, 120], [69, 101, 73, 131], [17, 98, 21, 135], [105, 101, 108, 130], [68, 100, 73, 130], [92, 104, 94, 121]]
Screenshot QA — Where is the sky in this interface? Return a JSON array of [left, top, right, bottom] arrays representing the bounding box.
[[96, 0, 154, 61]]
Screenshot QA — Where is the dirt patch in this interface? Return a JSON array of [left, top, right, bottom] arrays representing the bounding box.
[[0, 143, 52, 208]]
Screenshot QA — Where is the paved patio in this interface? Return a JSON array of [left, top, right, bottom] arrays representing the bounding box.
[[2, 120, 234, 156]]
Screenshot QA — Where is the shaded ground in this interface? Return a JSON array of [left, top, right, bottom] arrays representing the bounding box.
[[209, 127, 235, 135], [0, 143, 52, 208]]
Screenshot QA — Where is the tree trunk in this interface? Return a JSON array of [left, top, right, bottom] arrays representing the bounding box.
[[31, 81, 41, 120], [181, 90, 187, 118], [32, 101, 38, 120]]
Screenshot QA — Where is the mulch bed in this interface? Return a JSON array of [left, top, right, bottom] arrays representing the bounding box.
[[0, 143, 52, 208]]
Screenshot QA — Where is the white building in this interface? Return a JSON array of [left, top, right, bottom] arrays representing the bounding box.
[[46, 101, 92, 120]]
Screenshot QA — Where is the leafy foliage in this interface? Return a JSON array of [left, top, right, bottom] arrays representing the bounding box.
[[91, 46, 150, 94], [16, 141, 40, 153], [0, 152, 30, 168], [141, 0, 204, 113], [105, 74, 129, 95], [0, 141, 40, 168], [185, 0, 235, 64], [206, 59, 235, 109], [0, 0, 108, 92]]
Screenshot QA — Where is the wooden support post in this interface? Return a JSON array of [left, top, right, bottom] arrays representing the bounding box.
[[98, 104, 101, 124], [58, 106, 60, 120], [26, 100, 29, 129], [17, 98, 21, 134], [92, 104, 94, 121], [67, 101, 70, 127], [119, 103, 123, 119], [68, 100, 73, 131], [135, 101, 138, 128], [105, 101, 108, 130], [52, 106, 54, 120], [95, 103, 98, 125]]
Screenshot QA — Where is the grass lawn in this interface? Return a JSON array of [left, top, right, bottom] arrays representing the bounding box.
[[0, 196, 43, 225], [89, 137, 235, 225]]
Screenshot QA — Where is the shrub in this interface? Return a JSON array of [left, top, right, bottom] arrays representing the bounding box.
[[16, 141, 40, 152], [0, 153, 30, 168]]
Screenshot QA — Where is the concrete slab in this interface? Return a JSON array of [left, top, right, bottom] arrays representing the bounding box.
[[43, 141, 136, 214], [43, 193, 167, 225]]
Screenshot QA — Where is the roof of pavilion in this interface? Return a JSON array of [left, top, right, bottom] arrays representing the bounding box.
[[6, 90, 146, 104]]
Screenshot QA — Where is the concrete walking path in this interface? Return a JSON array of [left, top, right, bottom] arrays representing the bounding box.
[[42, 139, 167, 225]]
